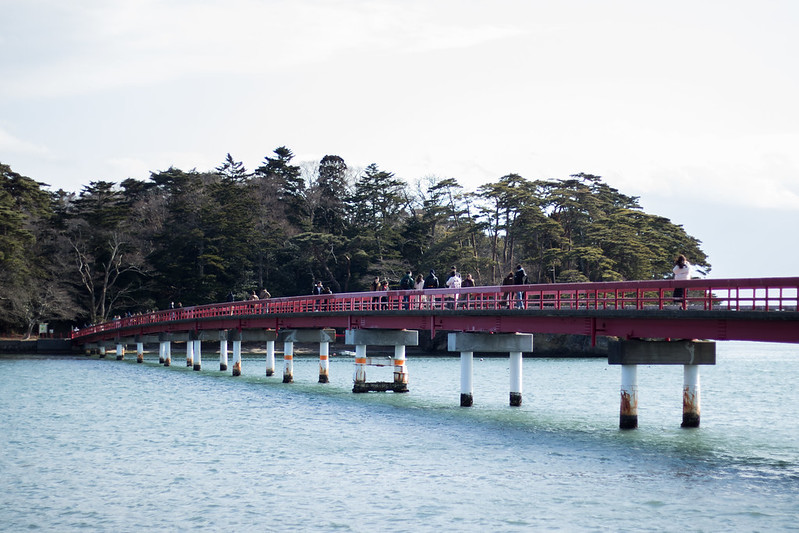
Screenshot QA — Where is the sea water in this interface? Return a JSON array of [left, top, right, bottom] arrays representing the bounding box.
[[1, 341, 797, 532]]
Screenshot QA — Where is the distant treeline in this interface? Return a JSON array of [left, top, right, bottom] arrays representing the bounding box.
[[0, 147, 708, 336]]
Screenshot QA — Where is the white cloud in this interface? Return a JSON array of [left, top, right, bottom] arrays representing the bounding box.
[[0, 0, 522, 99], [0, 126, 48, 155]]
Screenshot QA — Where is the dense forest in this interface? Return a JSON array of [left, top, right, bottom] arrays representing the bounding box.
[[0, 147, 708, 337]]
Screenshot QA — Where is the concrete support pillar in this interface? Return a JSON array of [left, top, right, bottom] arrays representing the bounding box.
[[319, 341, 330, 383], [393, 344, 407, 386], [620, 364, 638, 429], [609, 339, 715, 429], [192, 339, 202, 371], [99, 345, 107, 358], [448, 332, 533, 408], [158, 342, 165, 364], [231, 339, 242, 376], [345, 329, 418, 393], [354, 344, 367, 384], [682, 365, 701, 428], [265, 340, 275, 376], [116, 343, 124, 361], [186, 340, 194, 367], [509, 351, 523, 407], [164, 341, 171, 366], [136, 342, 144, 364], [283, 341, 294, 383], [219, 340, 228, 371], [460, 351, 474, 407]]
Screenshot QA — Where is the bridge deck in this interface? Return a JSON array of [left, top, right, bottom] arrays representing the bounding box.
[[72, 277, 799, 345]]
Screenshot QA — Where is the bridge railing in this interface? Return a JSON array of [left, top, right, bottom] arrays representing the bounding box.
[[71, 277, 799, 340]]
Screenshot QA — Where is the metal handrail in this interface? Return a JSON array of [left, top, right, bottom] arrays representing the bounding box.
[[71, 277, 799, 340]]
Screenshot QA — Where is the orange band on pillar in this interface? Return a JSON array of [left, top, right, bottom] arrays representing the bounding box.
[[393, 360, 405, 366], [319, 355, 328, 360], [284, 355, 293, 360], [355, 358, 367, 364]]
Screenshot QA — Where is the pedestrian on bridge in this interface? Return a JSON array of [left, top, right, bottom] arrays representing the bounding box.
[[514, 264, 527, 309], [399, 270, 414, 309], [424, 270, 439, 309], [502, 271, 515, 308], [673, 255, 692, 307]]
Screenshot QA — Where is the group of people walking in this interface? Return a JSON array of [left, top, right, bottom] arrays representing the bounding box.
[[235, 254, 693, 311]]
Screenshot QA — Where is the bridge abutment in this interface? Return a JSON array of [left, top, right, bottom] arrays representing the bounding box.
[[345, 329, 418, 393], [609, 340, 715, 429], [448, 332, 534, 407]]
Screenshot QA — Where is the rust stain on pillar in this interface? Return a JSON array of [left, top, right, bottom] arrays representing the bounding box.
[[619, 391, 638, 429], [232, 359, 241, 377], [682, 387, 700, 428]]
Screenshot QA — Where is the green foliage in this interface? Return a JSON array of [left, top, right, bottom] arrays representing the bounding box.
[[0, 155, 711, 335]]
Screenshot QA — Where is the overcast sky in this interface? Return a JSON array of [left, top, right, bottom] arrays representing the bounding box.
[[2, 0, 797, 279]]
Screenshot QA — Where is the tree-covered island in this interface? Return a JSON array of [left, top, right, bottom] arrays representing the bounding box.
[[0, 147, 708, 337]]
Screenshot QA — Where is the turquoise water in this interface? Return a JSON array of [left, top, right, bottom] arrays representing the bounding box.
[[1, 341, 798, 531]]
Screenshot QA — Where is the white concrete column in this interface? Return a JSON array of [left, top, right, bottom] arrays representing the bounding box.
[[682, 365, 701, 428], [319, 341, 330, 383], [99, 345, 107, 358], [283, 341, 294, 383], [186, 341, 194, 367], [509, 351, 523, 406], [460, 351, 474, 407], [192, 339, 202, 371], [136, 342, 144, 364], [158, 341, 165, 364], [620, 364, 638, 429], [231, 340, 242, 376], [116, 343, 125, 361], [354, 344, 367, 384], [393, 344, 407, 386], [164, 342, 171, 366], [219, 340, 228, 371], [265, 340, 275, 376]]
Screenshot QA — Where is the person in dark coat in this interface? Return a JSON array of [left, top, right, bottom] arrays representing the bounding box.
[[514, 264, 527, 309]]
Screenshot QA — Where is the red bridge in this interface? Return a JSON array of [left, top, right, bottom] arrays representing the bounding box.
[[70, 277, 799, 429], [73, 277, 799, 345]]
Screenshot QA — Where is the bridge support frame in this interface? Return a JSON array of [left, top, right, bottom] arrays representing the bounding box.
[[186, 338, 194, 368], [609, 339, 715, 429], [191, 332, 202, 371], [448, 332, 534, 407], [345, 329, 418, 393], [283, 341, 294, 383], [219, 330, 229, 371], [276, 329, 336, 384], [230, 330, 242, 376], [266, 340, 275, 376], [115, 343, 125, 361], [158, 333, 173, 366]]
